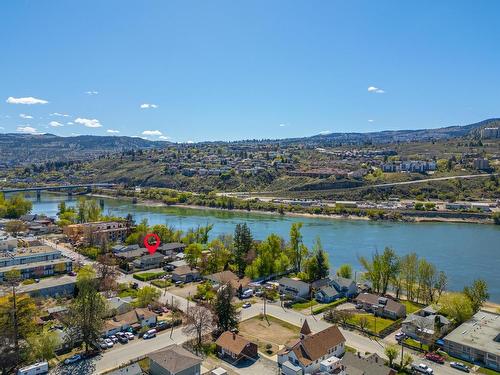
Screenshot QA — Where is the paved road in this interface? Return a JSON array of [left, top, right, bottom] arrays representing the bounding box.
[[46, 241, 466, 375]]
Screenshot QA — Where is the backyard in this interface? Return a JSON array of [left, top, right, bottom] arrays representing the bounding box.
[[238, 315, 300, 356], [347, 313, 395, 334]]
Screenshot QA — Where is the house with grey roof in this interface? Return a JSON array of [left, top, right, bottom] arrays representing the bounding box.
[[315, 276, 358, 303], [402, 310, 450, 344], [148, 344, 202, 375], [106, 363, 144, 375], [277, 277, 310, 300], [354, 293, 406, 320]]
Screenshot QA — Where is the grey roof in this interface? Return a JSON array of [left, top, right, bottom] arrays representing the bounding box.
[[47, 306, 68, 314], [403, 313, 450, 329], [317, 286, 340, 298], [115, 249, 147, 259], [331, 276, 356, 289], [148, 344, 202, 373], [106, 363, 143, 375], [18, 275, 76, 293], [278, 277, 309, 290], [107, 297, 133, 310], [342, 352, 396, 375], [159, 242, 185, 251]]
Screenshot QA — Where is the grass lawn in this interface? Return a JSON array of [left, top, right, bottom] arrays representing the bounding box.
[[400, 299, 424, 314], [478, 368, 500, 375], [291, 299, 319, 311], [403, 337, 429, 352], [118, 288, 138, 298], [238, 314, 300, 356], [347, 313, 395, 334]]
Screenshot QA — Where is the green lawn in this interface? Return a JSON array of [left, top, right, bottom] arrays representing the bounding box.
[[478, 368, 500, 375], [347, 313, 395, 334], [133, 271, 166, 281], [400, 299, 424, 314], [291, 299, 319, 310], [403, 337, 429, 352], [312, 297, 348, 315]]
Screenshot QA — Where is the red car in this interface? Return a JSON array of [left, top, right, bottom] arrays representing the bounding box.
[[425, 353, 445, 364]]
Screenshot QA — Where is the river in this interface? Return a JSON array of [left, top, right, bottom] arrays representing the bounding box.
[[25, 193, 500, 302]]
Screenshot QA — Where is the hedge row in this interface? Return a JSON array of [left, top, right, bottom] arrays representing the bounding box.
[[133, 271, 166, 281], [312, 297, 348, 315]]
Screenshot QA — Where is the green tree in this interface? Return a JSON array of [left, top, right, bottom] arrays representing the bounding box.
[[233, 223, 253, 276], [135, 286, 161, 307], [463, 279, 489, 313], [245, 234, 289, 279], [288, 223, 308, 272], [305, 238, 329, 282], [185, 243, 203, 268], [337, 264, 353, 279], [76, 198, 102, 223], [0, 194, 32, 219], [384, 345, 399, 368], [438, 292, 474, 324], [64, 267, 106, 352], [4, 220, 26, 236], [213, 283, 239, 334], [205, 239, 231, 274], [27, 329, 60, 362]]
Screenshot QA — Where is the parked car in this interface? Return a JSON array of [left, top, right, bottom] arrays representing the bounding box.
[[156, 321, 169, 331], [355, 303, 363, 309], [63, 354, 82, 365], [104, 338, 114, 348], [143, 329, 157, 339], [450, 362, 470, 373], [395, 332, 405, 341], [175, 280, 183, 286], [411, 363, 434, 374], [98, 339, 108, 350], [116, 333, 128, 344], [17, 361, 49, 375], [125, 332, 135, 340], [425, 353, 445, 364], [242, 302, 251, 308], [109, 335, 118, 343]]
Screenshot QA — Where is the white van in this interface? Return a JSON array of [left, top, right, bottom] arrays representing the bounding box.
[[143, 328, 157, 339], [18, 362, 49, 375]]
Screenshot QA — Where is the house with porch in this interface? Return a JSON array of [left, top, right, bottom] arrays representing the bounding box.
[[215, 331, 258, 363]]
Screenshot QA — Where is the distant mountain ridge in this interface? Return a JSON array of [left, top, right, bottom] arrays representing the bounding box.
[[0, 118, 497, 165]]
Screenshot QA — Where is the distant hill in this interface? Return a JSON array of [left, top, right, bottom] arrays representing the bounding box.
[[0, 133, 170, 165], [304, 118, 500, 145]]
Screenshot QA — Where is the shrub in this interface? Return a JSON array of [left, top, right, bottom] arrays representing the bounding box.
[[312, 297, 347, 315], [133, 272, 166, 281]]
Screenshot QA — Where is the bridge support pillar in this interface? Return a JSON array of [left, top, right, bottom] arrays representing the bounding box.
[[67, 191, 73, 197], [36, 191, 41, 201], [99, 199, 105, 209]]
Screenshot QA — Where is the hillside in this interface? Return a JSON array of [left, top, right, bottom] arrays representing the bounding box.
[[0, 133, 170, 165]]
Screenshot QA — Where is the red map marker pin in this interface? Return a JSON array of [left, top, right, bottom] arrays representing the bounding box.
[[143, 233, 161, 255]]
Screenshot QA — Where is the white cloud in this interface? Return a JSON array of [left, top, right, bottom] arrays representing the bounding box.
[[279, 124, 286, 127], [85, 91, 99, 95], [17, 126, 38, 134], [186, 140, 194, 144], [67, 122, 74, 125], [367, 86, 385, 94], [50, 112, 70, 117], [140, 103, 158, 109], [107, 129, 120, 134], [49, 121, 63, 127], [368, 119, 374, 123], [19, 114, 33, 119], [75, 117, 102, 128], [7, 96, 49, 105], [319, 130, 332, 135], [158, 135, 171, 140], [0, 126, 4, 130], [142, 130, 162, 136]]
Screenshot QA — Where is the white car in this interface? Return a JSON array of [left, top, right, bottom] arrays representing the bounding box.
[[109, 335, 118, 343], [125, 332, 135, 340], [412, 363, 433, 374], [104, 338, 114, 348]]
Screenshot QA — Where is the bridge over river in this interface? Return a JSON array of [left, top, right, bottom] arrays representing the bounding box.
[[1, 183, 115, 198]]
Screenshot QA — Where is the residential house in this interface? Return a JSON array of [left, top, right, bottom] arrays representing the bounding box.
[[354, 293, 406, 320], [338, 352, 397, 375], [402, 307, 451, 344], [106, 296, 133, 316], [315, 277, 358, 303], [102, 308, 157, 336], [132, 252, 165, 270], [148, 344, 202, 375], [204, 270, 251, 293], [215, 331, 258, 363], [158, 242, 186, 254], [442, 311, 500, 371], [0, 235, 17, 251], [277, 320, 346, 375], [277, 277, 310, 300], [171, 265, 200, 283]]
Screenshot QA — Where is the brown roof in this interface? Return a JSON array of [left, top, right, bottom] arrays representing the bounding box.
[[113, 308, 156, 326], [355, 293, 405, 314], [300, 320, 312, 336], [283, 325, 346, 367], [206, 270, 251, 290], [172, 265, 198, 276], [215, 331, 255, 355], [148, 344, 202, 373]]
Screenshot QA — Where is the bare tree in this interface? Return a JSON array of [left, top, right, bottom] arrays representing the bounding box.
[[358, 316, 369, 333], [183, 306, 214, 351], [95, 254, 118, 297]]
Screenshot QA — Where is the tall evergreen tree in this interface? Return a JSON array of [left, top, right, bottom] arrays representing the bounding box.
[[233, 223, 253, 276], [305, 238, 329, 281], [213, 282, 239, 334]]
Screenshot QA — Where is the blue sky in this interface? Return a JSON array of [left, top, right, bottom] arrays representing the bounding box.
[[1, 1, 499, 142]]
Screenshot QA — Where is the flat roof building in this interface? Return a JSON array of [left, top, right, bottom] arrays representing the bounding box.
[[443, 311, 500, 371]]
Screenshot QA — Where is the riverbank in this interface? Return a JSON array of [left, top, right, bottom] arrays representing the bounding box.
[[89, 191, 495, 225]]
